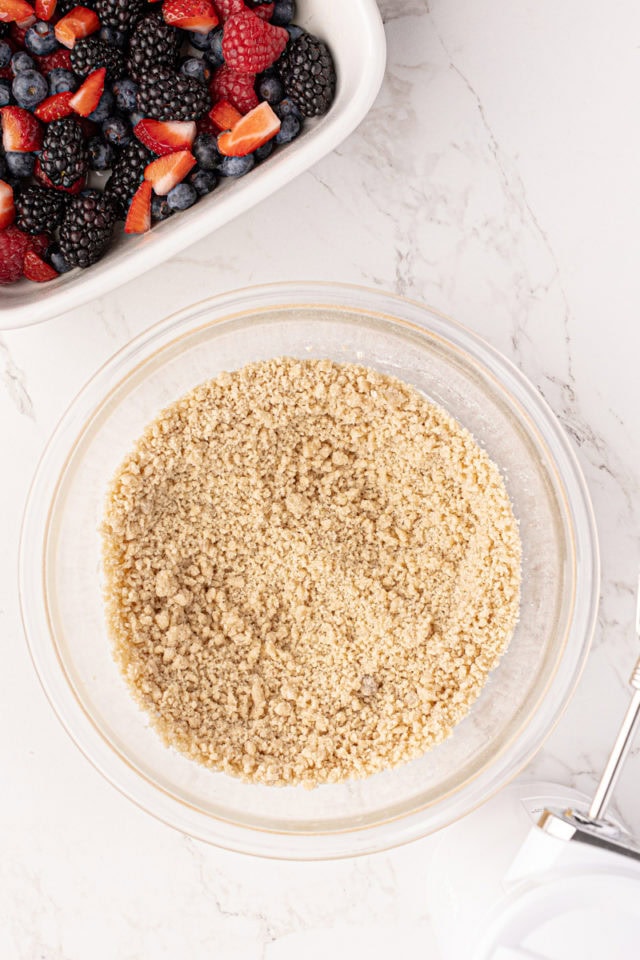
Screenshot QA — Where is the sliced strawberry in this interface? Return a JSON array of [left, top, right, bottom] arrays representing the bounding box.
[[1, 106, 42, 152], [134, 118, 196, 155], [35, 0, 55, 18], [208, 98, 242, 131], [209, 65, 258, 114], [36, 48, 72, 73], [54, 5, 100, 48], [0, 179, 15, 229], [34, 158, 85, 193], [144, 149, 196, 195], [217, 99, 279, 157], [124, 179, 152, 234], [162, 0, 218, 32], [253, 2, 273, 19], [23, 249, 58, 282], [34, 89, 74, 120], [0, 0, 35, 24], [68, 66, 105, 116]]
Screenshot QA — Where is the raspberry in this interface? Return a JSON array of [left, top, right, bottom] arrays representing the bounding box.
[[222, 9, 287, 74], [214, 0, 246, 20], [209, 65, 258, 113], [0, 225, 48, 285], [35, 49, 73, 74]]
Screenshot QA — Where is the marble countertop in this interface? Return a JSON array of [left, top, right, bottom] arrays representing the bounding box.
[[2, 1, 640, 956]]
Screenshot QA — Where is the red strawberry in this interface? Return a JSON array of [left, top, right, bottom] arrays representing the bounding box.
[[213, 0, 244, 20], [54, 5, 100, 48], [217, 100, 279, 156], [0, 0, 35, 23], [34, 89, 74, 120], [23, 249, 58, 282], [222, 9, 287, 74], [0, 179, 15, 229], [1, 106, 42, 151], [208, 98, 242, 131], [68, 66, 105, 116], [253, 2, 273, 20], [34, 158, 85, 193], [209, 65, 257, 114], [144, 149, 196, 194], [35, 0, 55, 19], [124, 179, 152, 234], [35, 48, 72, 73], [162, 0, 218, 33], [134, 118, 196, 155]]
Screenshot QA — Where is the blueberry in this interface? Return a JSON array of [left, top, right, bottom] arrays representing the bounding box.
[[11, 51, 35, 75], [188, 29, 213, 51], [46, 244, 72, 273], [275, 97, 302, 120], [258, 74, 283, 104], [0, 78, 10, 108], [128, 110, 145, 128], [151, 194, 174, 220], [99, 25, 127, 48], [87, 135, 115, 170], [189, 167, 217, 195], [204, 27, 224, 66], [0, 40, 11, 68], [0, 153, 6, 178], [271, 0, 296, 26], [286, 24, 304, 41], [102, 115, 131, 147], [179, 56, 211, 85], [112, 77, 138, 112], [275, 113, 301, 144], [48, 68, 77, 95], [5, 151, 35, 178], [12, 69, 48, 109], [88, 88, 114, 123], [218, 153, 255, 178], [193, 133, 221, 171], [25, 21, 58, 56], [255, 139, 274, 162], [167, 181, 198, 211]]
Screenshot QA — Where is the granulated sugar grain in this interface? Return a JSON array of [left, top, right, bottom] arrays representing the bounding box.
[[102, 358, 521, 787]]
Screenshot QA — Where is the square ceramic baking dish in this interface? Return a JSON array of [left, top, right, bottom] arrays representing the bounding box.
[[0, 0, 386, 329]]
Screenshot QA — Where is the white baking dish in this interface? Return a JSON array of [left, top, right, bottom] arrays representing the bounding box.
[[0, 0, 386, 329]]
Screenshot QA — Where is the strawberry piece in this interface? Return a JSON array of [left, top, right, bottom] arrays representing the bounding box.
[[54, 5, 100, 48], [1, 106, 42, 152], [35, 48, 72, 73], [34, 89, 74, 120], [222, 9, 287, 74], [68, 66, 105, 116], [0, 0, 35, 23], [134, 118, 196, 155], [34, 158, 85, 193], [0, 179, 15, 229], [23, 249, 58, 282], [208, 98, 242, 131], [124, 179, 152, 234], [217, 99, 279, 156], [144, 149, 196, 194], [214, 0, 244, 20], [209, 65, 257, 114], [162, 0, 218, 33], [35, 0, 55, 19], [253, 2, 273, 20]]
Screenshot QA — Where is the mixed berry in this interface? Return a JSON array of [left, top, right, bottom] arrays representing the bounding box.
[[0, 0, 336, 285]]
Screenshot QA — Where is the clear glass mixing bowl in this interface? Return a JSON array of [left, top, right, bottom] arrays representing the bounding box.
[[19, 283, 599, 859]]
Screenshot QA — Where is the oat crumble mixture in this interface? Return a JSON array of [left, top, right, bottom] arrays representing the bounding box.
[[102, 358, 521, 787]]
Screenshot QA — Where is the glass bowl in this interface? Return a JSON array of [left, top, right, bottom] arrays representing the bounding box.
[[19, 283, 599, 859]]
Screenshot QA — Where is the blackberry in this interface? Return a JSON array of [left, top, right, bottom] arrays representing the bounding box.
[[95, 0, 145, 32], [15, 184, 67, 234], [127, 14, 181, 83], [59, 190, 117, 268], [0, 24, 8, 39], [104, 138, 154, 218], [277, 32, 335, 117], [70, 37, 126, 80], [40, 118, 87, 189], [57, 0, 95, 13], [136, 74, 210, 121]]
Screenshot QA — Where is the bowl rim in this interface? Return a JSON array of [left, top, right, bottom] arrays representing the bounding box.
[[19, 281, 601, 859]]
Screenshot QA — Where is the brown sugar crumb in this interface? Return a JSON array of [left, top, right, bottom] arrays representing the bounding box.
[[102, 358, 521, 787]]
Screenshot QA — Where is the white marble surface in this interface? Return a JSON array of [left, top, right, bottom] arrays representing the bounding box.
[[2, 1, 640, 956]]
